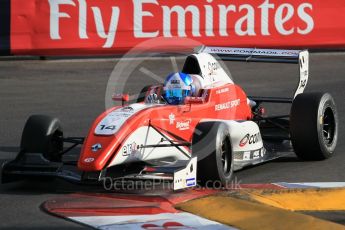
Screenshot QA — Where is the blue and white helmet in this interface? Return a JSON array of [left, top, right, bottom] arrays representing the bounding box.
[[163, 72, 194, 105]]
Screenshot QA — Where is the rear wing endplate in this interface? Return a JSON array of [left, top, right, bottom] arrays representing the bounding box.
[[195, 46, 309, 98]]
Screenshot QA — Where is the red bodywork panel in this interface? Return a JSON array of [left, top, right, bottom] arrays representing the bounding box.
[[78, 83, 252, 171]]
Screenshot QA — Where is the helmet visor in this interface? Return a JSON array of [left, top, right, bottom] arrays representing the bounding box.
[[164, 86, 191, 104], [164, 86, 190, 97]]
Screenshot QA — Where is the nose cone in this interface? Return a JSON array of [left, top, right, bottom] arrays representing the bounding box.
[[77, 103, 156, 171], [78, 136, 116, 171]]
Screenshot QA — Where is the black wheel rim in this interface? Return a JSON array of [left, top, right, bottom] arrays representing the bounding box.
[[322, 107, 336, 146], [221, 138, 231, 175]]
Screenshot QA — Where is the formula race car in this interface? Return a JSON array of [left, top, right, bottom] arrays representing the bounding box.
[[2, 47, 338, 190]]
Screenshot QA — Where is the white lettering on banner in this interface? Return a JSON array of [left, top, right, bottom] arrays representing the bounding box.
[[78, 0, 88, 39], [162, 5, 201, 37], [48, 0, 314, 48], [92, 7, 120, 48], [133, 0, 159, 38], [258, 0, 274, 36], [204, 2, 215, 36], [275, 4, 295, 35], [49, 0, 76, 40], [218, 5, 236, 36], [298, 3, 314, 34], [159, 1, 314, 37], [48, 0, 120, 47], [49, 0, 88, 39], [235, 4, 256, 36], [215, 99, 240, 111]]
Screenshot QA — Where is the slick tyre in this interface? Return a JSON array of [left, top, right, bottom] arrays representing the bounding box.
[[192, 122, 233, 187], [20, 115, 64, 162], [290, 92, 338, 160]]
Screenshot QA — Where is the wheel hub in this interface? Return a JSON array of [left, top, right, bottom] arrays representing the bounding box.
[[322, 107, 336, 146]]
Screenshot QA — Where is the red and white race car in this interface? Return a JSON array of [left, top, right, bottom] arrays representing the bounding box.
[[2, 47, 338, 190]]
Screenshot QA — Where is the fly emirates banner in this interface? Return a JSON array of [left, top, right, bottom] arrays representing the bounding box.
[[3, 0, 345, 55]]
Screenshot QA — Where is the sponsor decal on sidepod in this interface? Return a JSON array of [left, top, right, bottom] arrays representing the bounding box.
[[176, 119, 191, 131], [239, 133, 262, 147], [122, 142, 139, 156]]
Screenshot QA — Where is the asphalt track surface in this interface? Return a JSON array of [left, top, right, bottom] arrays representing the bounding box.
[[0, 52, 344, 229]]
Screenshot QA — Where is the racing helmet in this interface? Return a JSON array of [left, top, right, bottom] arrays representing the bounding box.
[[163, 72, 194, 105]]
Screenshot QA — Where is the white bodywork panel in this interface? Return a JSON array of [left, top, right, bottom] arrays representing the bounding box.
[[109, 120, 265, 171], [190, 53, 233, 85], [109, 126, 190, 167], [200, 119, 266, 168], [196, 46, 309, 100], [173, 157, 197, 190], [95, 103, 157, 135], [224, 120, 264, 153], [294, 50, 309, 98]]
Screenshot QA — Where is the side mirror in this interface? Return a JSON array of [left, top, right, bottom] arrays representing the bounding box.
[[185, 96, 205, 104], [112, 93, 129, 106]]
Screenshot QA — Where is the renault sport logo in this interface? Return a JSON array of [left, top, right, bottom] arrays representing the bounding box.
[[91, 143, 102, 152]]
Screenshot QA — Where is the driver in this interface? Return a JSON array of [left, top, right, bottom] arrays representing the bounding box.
[[163, 72, 194, 105]]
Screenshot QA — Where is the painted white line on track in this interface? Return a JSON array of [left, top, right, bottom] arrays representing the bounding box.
[[276, 182, 345, 189], [70, 213, 236, 230]]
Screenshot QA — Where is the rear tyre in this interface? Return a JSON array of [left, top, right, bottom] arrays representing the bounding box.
[[20, 115, 64, 162], [192, 122, 233, 187], [290, 92, 338, 160]]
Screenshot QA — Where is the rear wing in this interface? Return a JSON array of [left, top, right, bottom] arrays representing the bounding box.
[[195, 46, 309, 98]]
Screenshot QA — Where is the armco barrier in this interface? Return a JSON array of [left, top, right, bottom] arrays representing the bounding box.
[[1, 0, 345, 55]]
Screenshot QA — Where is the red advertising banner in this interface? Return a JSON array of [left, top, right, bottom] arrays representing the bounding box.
[[7, 0, 345, 55]]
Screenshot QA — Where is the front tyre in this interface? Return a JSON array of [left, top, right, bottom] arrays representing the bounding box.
[[192, 122, 233, 187], [20, 115, 64, 162], [290, 92, 338, 160]]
